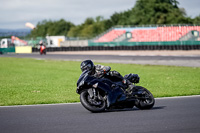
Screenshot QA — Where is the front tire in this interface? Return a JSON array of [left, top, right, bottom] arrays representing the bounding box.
[[80, 90, 106, 112], [134, 86, 155, 110]]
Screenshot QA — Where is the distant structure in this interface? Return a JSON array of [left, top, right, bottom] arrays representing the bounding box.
[[0, 22, 34, 37], [0, 29, 31, 37]]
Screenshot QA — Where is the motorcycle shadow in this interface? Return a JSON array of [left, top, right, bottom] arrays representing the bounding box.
[[104, 106, 166, 113]]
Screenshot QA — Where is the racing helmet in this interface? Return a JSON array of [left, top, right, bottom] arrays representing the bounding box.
[[80, 60, 95, 74], [39, 40, 43, 45]]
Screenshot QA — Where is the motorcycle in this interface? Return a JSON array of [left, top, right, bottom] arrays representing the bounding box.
[[76, 70, 155, 113], [40, 45, 46, 55]]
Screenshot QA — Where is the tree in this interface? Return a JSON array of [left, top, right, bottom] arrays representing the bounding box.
[[29, 19, 74, 38], [193, 15, 200, 25], [67, 16, 108, 38], [126, 0, 192, 25]]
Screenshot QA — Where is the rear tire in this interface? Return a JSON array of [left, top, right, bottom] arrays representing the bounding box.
[[80, 90, 106, 112], [134, 86, 155, 110]]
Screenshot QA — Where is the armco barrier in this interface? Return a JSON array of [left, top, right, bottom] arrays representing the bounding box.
[[0, 47, 15, 54]]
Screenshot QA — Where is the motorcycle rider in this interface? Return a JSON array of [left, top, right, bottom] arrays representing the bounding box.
[[80, 60, 139, 106], [80, 60, 135, 90], [39, 40, 46, 55]]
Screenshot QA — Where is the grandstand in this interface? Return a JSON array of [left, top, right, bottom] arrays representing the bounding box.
[[95, 29, 126, 42], [94, 25, 200, 42]]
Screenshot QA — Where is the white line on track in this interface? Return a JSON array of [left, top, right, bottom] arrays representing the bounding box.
[[155, 95, 200, 99], [0, 95, 200, 108]]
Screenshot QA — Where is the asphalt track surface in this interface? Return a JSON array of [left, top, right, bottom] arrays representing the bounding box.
[[0, 96, 200, 133], [1, 52, 200, 67]]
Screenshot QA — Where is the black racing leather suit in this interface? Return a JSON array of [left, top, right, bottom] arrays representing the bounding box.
[[93, 64, 138, 90], [94, 64, 124, 82]]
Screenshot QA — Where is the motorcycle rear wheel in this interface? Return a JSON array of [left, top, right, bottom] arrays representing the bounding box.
[[80, 90, 106, 112], [134, 86, 155, 110]]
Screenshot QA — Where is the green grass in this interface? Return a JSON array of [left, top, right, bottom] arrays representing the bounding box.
[[0, 57, 199, 106]]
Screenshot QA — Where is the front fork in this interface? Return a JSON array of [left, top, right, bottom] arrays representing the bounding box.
[[88, 88, 102, 101]]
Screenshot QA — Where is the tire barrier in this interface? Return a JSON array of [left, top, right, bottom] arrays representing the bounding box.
[[32, 45, 200, 52]]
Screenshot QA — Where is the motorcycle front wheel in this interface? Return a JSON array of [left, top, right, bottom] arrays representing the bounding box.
[[80, 90, 106, 112], [134, 86, 155, 110]]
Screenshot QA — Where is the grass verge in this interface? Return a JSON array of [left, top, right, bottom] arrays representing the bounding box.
[[0, 57, 199, 106]]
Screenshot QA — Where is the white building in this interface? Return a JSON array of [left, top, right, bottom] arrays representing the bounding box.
[[46, 36, 65, 47]]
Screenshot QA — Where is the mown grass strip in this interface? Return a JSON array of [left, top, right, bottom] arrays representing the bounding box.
[[0, 57, 199, 106]]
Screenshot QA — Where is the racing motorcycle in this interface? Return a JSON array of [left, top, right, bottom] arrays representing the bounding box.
[[40, 45, 46, 55], [76, 70, 155, 113]]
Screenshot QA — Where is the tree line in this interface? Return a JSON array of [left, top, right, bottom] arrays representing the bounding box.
[[29, 0, 200, 39]]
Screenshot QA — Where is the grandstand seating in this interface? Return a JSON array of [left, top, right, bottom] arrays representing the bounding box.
[[95, 29, 126, 42], [129, 26, 200, 42], [94, 26, 200, 42]]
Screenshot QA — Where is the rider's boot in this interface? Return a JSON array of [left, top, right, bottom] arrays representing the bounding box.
[[122, 79, 134, 93]]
